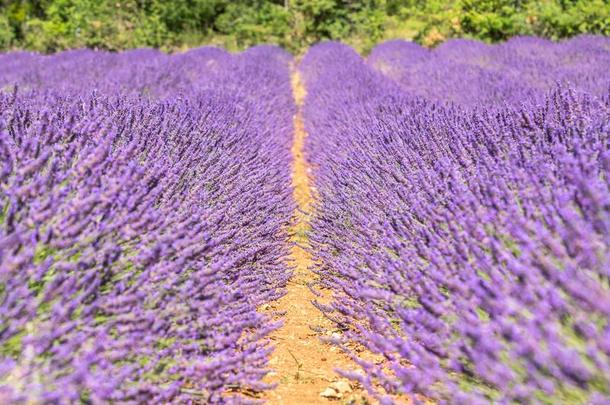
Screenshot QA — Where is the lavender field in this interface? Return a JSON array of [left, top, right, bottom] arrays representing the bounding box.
[[1, 36, 609, 404]]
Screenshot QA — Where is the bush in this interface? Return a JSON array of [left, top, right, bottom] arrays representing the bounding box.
[[0, 0, 608, 53], [409, 0, 609, 47], [459, 0, 531, 41], [0, 15, 14, 49], [215, 2, 292, 50], [532, 0, 610, 39]]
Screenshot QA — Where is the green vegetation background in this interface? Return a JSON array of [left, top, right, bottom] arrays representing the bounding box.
[[0, 0, 608, 54]]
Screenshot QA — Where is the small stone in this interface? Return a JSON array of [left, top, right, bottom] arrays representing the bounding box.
[[330, 380, 352, 394], [320, 387, 342, 399]]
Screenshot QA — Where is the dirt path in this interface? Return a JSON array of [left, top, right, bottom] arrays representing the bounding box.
[[260, 69, 371, 404]]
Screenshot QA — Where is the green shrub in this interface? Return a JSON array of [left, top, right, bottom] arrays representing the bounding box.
[[532, 0, 610, 39], [0, 15, 14, 48], [459, 0, 531, 41], [215, 2, 292, 50], [0, 0, 608, 54]]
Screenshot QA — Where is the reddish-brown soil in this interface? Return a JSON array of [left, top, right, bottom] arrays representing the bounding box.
[[260, 70, 373, 405]]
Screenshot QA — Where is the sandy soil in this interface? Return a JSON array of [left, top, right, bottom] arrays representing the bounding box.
[[259, 69, 373, 405]]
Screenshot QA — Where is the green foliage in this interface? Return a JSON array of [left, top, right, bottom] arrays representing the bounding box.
[[532, 0, 610, 39], [211, 0, 386, 53], [0, 0, 607, 53], [416, 0, 610, 46], [459, 0, 530, 41], [0, 15, 14, 47], [16, 0, 172, 51], [0, 330, 24, 358], [215, 1, 292, 50]]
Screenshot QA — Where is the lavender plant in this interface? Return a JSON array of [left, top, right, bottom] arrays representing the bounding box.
[[0, 46, 295, 403], [368, 35, 610, 108], [2, 36, 608, 404], [302, 40, 610, 404]]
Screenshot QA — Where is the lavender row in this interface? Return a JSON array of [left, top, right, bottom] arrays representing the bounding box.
[[0, 46, 295, 403], [301, 42, 609, 404], [368, 35, 610, 108], [0, 46, 293, 102]]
